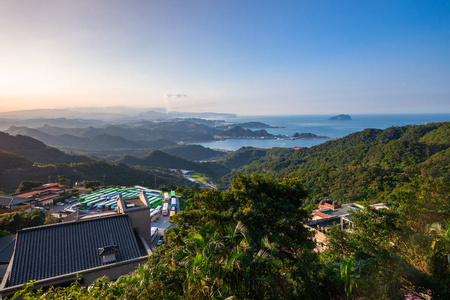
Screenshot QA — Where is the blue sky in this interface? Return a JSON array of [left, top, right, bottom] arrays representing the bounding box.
[[0, 0, 449, 115]]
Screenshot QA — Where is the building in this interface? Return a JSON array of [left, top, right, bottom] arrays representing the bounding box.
[[312, 199, 364, 220], [0, 192, 153, 298], [13, 183, 67, 207], [0, 195, 30, 212], [306, 199, 389, 251]]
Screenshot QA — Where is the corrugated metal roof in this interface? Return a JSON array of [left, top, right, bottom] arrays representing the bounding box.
[[7, 214, 141, 287], [0, 235, 15, 263]]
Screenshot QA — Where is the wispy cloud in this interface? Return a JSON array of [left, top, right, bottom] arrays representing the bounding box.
[[165, 94, 187, 99]]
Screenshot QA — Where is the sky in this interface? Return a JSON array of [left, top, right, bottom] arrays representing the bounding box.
[[0, 0, 449, 115]]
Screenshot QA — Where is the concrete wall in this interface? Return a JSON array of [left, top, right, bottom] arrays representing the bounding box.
[[127, 208, 152, 246], [0, 256, 149, 299]]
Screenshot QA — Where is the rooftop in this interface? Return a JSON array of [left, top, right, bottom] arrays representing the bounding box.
[[314, 203, 363, 218], [14, 184, 66, 199], [0, 195, 29, 207], [0, 236, 16, 264], [5, 214, 142, 287]]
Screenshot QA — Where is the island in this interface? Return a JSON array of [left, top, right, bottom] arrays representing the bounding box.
[[216, 126, 273, 138], [291, 132, 334, 139], [216, 121, 284, 130], [328, 114, 351, 120]]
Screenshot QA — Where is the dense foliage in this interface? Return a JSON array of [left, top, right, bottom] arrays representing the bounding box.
[[0, 161, 184, 193], [0, 210, 46, 237], [3, 122, 449, 299], [9, 174, 449, 299], [15, 181, 42, 193], [118, 150, 230, 179], [322, 177, 450, 299], [222, 123, 449, 206], [218, 126, 272, 138], [0, 151, 33, 171], [159, 145, 225, 161]]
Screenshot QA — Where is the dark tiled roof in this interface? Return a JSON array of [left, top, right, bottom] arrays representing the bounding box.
[[7, 214, 142, 287], [0, 236, 16, 263], [0, 195, 29, 207]]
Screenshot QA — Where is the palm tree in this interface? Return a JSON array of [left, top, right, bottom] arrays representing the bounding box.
[[182, 225, 225, 299], [340, 256, 359, 300], [427, 221, 450, 270], [180, 221, 286, 299]]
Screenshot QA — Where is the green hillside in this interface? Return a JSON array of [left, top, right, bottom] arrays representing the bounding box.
[[118, 150, 230, 179], [0, 161, 184, 193], [0, 133, 186, 192], [0, 151, 33, 171], [217, 147, 296, 171], [0, 132, 91, 164], [219, 126, 272, 138], [223, 122, 450, 204], [11, 175, 449, 299], [160, 144, 225, 161]]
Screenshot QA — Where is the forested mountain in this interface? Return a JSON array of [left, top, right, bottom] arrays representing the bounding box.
[[5, 126, 177, 150], [0, 151, 33, 171], [160, 144, 226, 161], [218, 126, 272, 138], [217, 147, 269, 169], [118, 150, 230, 179], [293, 132, 330, 139], [3, 119, 286, 158], [215, 121, 277, 130], [0, 161, 183, 193], [1, 122, 449, 298], [222, 122, 450, 204], [78, 122, 217, 142], [0, 133, 185, 192], [0, 132, 91, 164]]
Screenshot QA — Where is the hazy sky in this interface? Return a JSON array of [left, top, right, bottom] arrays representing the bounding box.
[[1, 0, 449, 115]]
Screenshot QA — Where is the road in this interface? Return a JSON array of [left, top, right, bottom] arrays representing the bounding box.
[[152, 214, 172, 230], [183, 174, 216, 189], [150, 198, 182, 249]]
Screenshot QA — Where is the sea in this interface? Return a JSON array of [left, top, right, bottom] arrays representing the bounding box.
[[192, 114, 450, 151]]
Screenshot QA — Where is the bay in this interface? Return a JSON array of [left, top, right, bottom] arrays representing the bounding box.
[[191, 114, 450, 151]]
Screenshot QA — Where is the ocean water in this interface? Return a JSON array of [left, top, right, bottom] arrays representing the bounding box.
[[192, 114, 450, 151]]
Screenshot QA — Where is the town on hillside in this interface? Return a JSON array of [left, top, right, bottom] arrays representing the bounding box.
[[0, 182, 182, 298]]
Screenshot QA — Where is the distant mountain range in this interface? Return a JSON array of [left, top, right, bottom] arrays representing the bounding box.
[[0, 107, 236, 122], [5, 126, 177, 150], [0, 132, 191, 192], [0, 118, 106, 131], [3, 119, 285, 153], [1, 118, 448, 203], [0, 127, 231, 192]]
